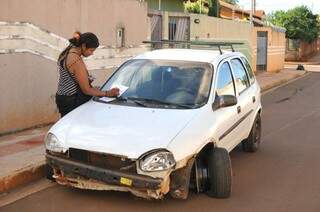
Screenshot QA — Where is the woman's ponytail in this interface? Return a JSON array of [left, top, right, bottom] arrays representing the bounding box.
[[68, 31, 99, 48], [68, 31, 81, 47], [58, 31, 82, 62]]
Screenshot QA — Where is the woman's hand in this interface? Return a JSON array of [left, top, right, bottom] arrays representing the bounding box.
[[105, 87, 120, 97]]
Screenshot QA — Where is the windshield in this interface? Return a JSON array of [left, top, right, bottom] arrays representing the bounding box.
[[100, 59, 213, 108]]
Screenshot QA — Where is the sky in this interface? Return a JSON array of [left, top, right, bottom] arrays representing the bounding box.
[[237, 0, 320, 15]]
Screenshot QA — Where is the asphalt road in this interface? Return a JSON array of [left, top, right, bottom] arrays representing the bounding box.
[[2, 72, 320, 212]]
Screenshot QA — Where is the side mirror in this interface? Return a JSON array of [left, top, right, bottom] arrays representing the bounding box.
[[212, 95, 237, 111]]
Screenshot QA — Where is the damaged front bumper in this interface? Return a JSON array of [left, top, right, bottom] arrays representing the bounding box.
[[46, 154, 170, 199]]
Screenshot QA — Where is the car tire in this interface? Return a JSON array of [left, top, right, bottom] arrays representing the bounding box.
[[45, 164, 55, 181], [206, 148, 232, 198], [242, 114, 261, 152]]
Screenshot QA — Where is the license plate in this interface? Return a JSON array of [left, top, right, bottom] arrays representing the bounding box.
[[120, 177, 132, 186]]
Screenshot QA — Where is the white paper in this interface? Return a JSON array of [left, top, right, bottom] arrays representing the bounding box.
[[99, 84, 129, 102], [111, 84, 129, 96], [99, 97, 115, 102]]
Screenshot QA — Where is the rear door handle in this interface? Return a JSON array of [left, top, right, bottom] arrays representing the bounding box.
[[252, 96, 256, 103], [237, 106, 241, 114]]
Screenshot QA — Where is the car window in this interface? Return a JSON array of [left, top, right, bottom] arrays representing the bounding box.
[[216, 62, 236, 96], [230, 58, 250, 94], [241, 57, 255, 85]]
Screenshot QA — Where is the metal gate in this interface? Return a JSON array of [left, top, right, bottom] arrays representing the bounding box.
[[257, 31, 268, 71], [168, 17, 190, 41]]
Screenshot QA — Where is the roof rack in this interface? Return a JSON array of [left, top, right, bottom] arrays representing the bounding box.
[[142, 40, 244, 55]]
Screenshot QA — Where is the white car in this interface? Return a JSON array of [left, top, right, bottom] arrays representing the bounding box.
[[45, 48, 262, 199]]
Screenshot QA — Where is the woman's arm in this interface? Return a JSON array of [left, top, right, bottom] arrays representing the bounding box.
[[67, 55, 119, 97]]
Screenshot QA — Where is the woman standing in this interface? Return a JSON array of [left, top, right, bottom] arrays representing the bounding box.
[[55, 32, 119, 117]]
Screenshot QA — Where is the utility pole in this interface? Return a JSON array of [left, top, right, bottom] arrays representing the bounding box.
[[216, 0, 220, 17], [250, 0, 255, 25]]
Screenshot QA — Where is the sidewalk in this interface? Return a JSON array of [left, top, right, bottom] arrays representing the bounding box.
[[258, 68, 307, 93], [0, 67, 310, 195], [0, 127, 49, 194], [284, 53, 320, 73]]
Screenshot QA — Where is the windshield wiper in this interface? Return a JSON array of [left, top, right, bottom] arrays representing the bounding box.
[[127, 97, 193, 109], [112, 96, 147, 107], [96, 96, 193, 108]]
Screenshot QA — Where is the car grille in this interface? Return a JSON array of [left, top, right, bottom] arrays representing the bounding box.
[[68, 148, 137, 174]]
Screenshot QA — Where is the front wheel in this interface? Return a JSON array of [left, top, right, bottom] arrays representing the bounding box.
[[242, 114, 262, 152], [45, 164, 55, 181], [206, 148, 232, 198]]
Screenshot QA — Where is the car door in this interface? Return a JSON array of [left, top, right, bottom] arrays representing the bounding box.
[[229, 57, 254, 140], [213, 61, 242, 151]]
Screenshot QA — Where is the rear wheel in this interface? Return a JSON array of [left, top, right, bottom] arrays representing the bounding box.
[[242, 114, 261, 152], [206, 148, 232, 198]]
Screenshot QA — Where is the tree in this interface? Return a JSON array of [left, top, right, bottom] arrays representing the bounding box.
[[208, 0, 220, 17], [222, 0, 238, 5], [184, 0, 209, 14], [267, 10, 287, 27], [268, 6, 320, 42], [184, 0, 238, 16]]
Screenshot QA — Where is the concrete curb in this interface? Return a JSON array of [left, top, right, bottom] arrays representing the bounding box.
[[260, 72, 308, 93], [0, 162, 45, 194]]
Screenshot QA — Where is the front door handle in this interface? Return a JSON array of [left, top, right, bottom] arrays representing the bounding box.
[[237, 106, 241, 114], [252, 96, 256, 103]]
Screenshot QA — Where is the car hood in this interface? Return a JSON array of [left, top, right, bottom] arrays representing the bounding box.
[[53, 101, 200, 159]]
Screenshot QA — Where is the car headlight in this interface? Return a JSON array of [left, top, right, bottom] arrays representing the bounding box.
[[139, 151, 176, 172], [45, 133, 64, 153]]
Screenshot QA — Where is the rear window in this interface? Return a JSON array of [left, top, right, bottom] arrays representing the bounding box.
[[241, 57, 255, 85], [230, 58, 250, 95]]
